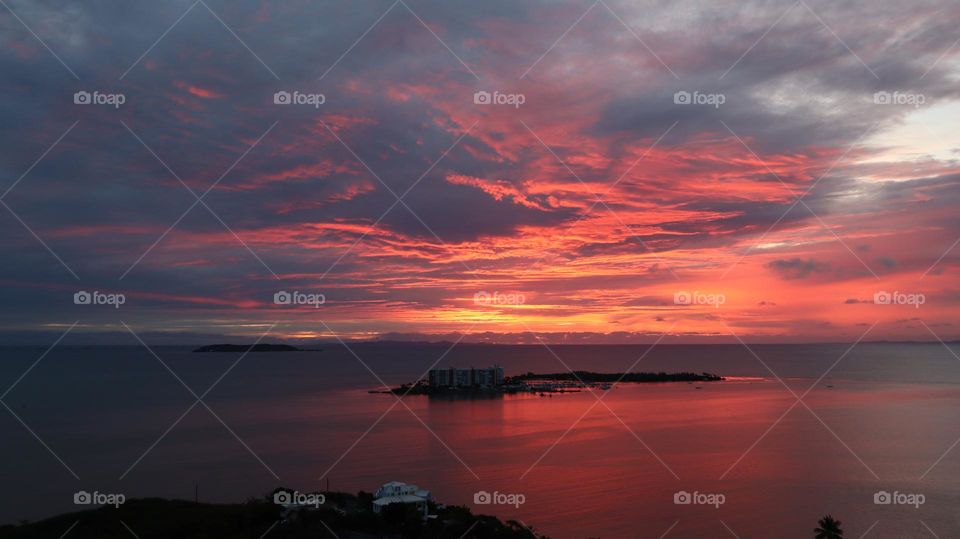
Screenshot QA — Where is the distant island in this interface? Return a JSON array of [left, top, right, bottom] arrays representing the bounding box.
[[192, 344, 317, 353], [0, 488, 545, 539], [378, 366, 724, 396]]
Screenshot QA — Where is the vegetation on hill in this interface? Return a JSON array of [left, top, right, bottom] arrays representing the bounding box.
[[0, 491, 546, 539]]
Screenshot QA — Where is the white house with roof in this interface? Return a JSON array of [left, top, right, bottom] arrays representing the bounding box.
[[372, 481, 432, 518]]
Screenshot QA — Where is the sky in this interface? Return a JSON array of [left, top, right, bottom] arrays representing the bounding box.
[[0, 0, 959, 344]]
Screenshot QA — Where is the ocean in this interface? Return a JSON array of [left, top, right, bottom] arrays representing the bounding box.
[[1, 343, 958, 538]]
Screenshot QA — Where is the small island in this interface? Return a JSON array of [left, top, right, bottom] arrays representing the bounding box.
[[376, 365, 723, 396], [192, 344, 316, 353]]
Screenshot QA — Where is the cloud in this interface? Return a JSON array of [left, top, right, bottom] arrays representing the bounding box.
[[0, 0, 959, 341]]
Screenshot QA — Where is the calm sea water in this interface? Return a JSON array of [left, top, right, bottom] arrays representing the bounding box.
[[1, 343, 959, 538]]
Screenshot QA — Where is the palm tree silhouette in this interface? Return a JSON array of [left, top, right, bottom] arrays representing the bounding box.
[[814, 515, 843, 538]]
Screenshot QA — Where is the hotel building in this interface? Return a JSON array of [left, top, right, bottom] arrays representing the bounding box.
[[428, 365, 504, 387]]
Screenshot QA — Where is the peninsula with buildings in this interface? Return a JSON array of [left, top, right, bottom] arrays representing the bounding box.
[[377, 365, 724, 396]]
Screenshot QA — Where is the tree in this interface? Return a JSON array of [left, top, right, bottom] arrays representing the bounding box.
[[814, 515, 843, 539], [380, 502, 424, 538]]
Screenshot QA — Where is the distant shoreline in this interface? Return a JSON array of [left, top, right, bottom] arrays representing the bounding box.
[[192, 344, 320, 353], [1, 340, 956, 347]]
